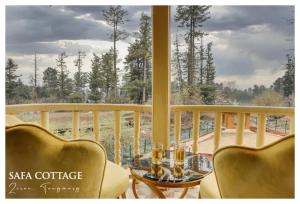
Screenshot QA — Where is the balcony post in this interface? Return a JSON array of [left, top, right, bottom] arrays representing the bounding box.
[[72, 111, 80, 139], [236, 112, 245, 145], [40, 111, 49, 130], [134, 111, 140, 156], [174, 111, 181, 146], [152, 6, 171, 148], [289, 113, 294, 135], [256, 113, 266, 147], [214, 112, 222, 152], [192, 111, 200, 153], [114, 110, 121, 164], [93, 111, 100, 142]]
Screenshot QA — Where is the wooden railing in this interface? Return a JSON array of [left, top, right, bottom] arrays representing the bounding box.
[[6, 104, 151, 165], [6, 104, 294, 164], [171, 105, 295, 152]]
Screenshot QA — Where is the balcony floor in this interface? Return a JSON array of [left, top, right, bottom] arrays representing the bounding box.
[[187, 129, 282, 154]]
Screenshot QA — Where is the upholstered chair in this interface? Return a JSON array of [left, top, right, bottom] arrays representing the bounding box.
[[6, 119, 129, 198], [200, 135, 294, 198]]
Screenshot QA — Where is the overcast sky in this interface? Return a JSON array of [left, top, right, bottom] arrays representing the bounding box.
[[5, 5, 294, 89]]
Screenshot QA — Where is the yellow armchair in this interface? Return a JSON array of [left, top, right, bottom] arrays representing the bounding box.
[[6, 123, 129, 198], [200, 135, 294, 198]]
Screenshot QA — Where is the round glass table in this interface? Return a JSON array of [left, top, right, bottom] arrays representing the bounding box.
[[129, 150, 213, 198]]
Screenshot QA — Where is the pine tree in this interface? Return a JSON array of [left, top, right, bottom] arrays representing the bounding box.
[[198, 32, 207, 85], [172, 33, 184, 91], [103, 6, 129, 98], [124, 40, 144, 103], [175, 6, 210, 86], [282, 54, 295, 97], [14, 79, 32, 104], [205, 42, 215, 85], [89, 54, 103, 102], [56, 52, 72, 101], [43, 67, 58, 98], [252, 85, 266, 97], [73, 51, 88, 100], [100, 49, 114, 101], [272, 77, 284, 94], [138, 13, 151, 103], [123, 13, 152, 104], [6, 58, 21, 103], [199, 42, 216, 105], [6, 58, 20, 85]]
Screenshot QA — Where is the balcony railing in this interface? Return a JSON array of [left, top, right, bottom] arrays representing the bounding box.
[[6, 103, 294, 165]]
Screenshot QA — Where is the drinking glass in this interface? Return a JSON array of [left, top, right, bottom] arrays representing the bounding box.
[[151, 143, 163, 165], [173, 144, 185, 178], [174, 144, 185, 165]]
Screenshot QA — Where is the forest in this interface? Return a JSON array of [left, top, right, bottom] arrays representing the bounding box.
[[6, 6, 295, 107]]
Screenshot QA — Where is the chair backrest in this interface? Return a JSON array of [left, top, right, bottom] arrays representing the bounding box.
[[6, 124, 107, 198], [213, 135, 294, 198]]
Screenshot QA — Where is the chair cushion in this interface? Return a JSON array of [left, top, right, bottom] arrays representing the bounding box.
[[100, 161, 129, 198], [200, 172, 221, 198]]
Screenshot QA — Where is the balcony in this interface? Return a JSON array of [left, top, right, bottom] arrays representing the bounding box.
[[6, 103, 294, 198], [5, 5, 295, 199]]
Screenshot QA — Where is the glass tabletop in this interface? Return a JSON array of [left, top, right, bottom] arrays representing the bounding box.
[[129, 150, 213, 183]]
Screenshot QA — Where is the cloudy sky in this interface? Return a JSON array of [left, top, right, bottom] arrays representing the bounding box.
[[5, 5, 294, 89]]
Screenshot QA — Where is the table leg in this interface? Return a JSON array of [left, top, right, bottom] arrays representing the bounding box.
[[132, 178, 140, 199], [179, 188, 189, 198], [121, 192, 126, 198], [132, 178, 166, 198]]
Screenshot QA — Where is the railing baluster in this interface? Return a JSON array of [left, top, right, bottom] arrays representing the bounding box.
[[114, 111, 121, 164], [72, 111, 80, 139], [174, 111, 181, 146], [236, 112, 245, 145], [289, 114, 295, 135], [256, 113, 266, 147], [245, 113, 251, 129], [214, 112, 222, 152], [40, 111, 49, 129], [192, 111, 200, 153], [93, 111, 100, 142], [134, 111, 140, 156]]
